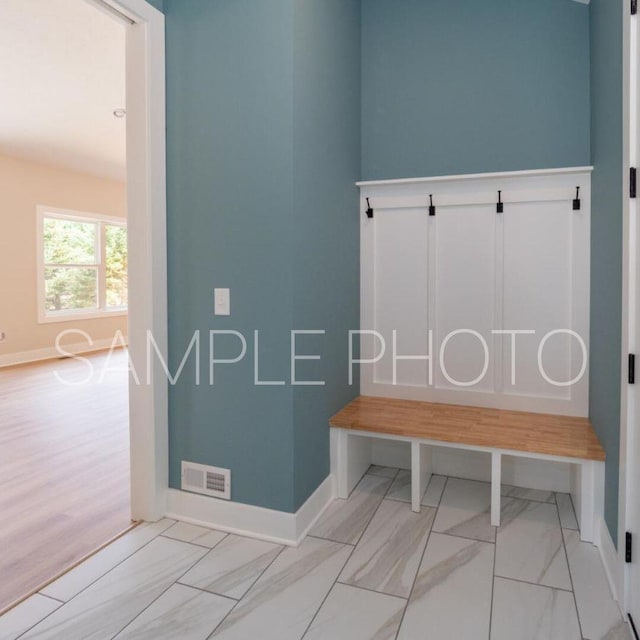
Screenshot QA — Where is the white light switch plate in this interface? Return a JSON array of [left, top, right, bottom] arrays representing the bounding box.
[[214, 288, 230, 316]]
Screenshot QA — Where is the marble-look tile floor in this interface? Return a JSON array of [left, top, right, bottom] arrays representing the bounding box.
[[0, 469, 632, 640]]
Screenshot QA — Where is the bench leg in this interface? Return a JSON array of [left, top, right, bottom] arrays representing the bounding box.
[[411, 442, 432, 513], [575, 461, 605, 544], [335, 429, 350, 499], [491, 452, 502, 527], [332, 428, 372, 499]]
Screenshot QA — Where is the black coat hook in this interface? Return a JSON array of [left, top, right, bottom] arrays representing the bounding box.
[[365, 198, 374, 218], [496, 190, 504, 214], [428, 194, 436, 216], [573, 187, 581, 211]]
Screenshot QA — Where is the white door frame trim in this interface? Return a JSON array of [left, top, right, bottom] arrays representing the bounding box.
[[619, 0, 637, 614], [90, 0, 168, 522]]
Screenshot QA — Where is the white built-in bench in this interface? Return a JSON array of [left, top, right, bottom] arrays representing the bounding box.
[[330, 396, 606, 543]]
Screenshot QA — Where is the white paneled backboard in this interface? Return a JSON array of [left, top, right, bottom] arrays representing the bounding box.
[[358, 167, 592, 416], [434, 205, 496, 393], [373, 208, 429, 386]]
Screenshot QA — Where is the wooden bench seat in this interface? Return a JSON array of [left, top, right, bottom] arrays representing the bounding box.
[[330, 396, 605, 461], [329, 396, 605, 543]]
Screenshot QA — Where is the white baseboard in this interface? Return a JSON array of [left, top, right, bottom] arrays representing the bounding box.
[[0, 337, 127, 368], [166, 474, 336, 547], [371, 440, 571, 492], [294, 475, 337, 543], [597, 517, 621, 606]]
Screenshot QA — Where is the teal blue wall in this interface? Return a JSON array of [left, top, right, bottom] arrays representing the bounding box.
[[145, 0, 163, 12], [292, 0, 361, 508], [164, 0, 296, 511], [361, 0, 591, 180], [589, 0, 623, 544], [164, 0, 360, 512], [162, 0, 622, 526]]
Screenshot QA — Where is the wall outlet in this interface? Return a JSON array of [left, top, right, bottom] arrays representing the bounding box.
[[214, 288, 230, 316]]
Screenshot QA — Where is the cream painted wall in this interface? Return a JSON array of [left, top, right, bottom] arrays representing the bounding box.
[[0, 154, 127, 361]]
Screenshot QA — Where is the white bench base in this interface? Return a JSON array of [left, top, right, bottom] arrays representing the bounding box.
[[331, 427, 605, 544]]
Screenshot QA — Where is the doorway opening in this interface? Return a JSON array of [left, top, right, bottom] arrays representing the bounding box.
[[0, 0, 167, 613]]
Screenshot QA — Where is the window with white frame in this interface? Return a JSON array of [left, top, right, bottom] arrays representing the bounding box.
[[37, 207, 128, 322]]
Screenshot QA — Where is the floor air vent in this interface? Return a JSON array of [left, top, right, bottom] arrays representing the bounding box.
[[181, 461, 230, 500]]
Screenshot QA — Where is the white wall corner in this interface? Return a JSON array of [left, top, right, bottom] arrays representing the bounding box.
[[166, 474, 336, 547], [293, 475, 336, 544]]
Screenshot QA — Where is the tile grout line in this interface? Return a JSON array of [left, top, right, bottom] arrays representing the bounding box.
[[15, 604, 61, 640], [384, 472, 446, 508], [109, 574, 197, 639], [37, 593, 65, 605], [567, 492, 580, 530], [345, 474, 395, 548], [434, 475, 447, 508], [38, 519, 177, 602], [352, 501, 390, 549], [384, 496, 411, 505], [174, 581, 240, 603], [500, 493, 557, 505], [431, 529, 496, 545], [306, 471, 393, 547], [427, 472, 493, 489], [298, 537, 360, 639], [207, 541, 288, 605], [492, 573, 574, 594], [334, 579, 408, 601], [382, 467, 403, 500], [176, 537, 288, 606], [488, 519, 498, 640], [160, 534, 227, 550], [392, 476, 450, 639], [14, 521, 179, 640], [13, 596, 65, 640], [425, 472, 564, 503], [108, 531, 232, 639], [204, 543, 288, 640], [302, 470, 403, 640], [371, 466, 402, 483], [306, 533, 356, 547], [557, 497, 587, 640]]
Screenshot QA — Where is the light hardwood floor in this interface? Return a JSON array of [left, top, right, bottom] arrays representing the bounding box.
[[0, 350, 132, 613]]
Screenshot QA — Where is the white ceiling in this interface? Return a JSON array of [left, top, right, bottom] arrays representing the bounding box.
[[0, 0, 126, 181]]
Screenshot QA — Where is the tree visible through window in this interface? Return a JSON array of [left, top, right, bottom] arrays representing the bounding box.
[[39, 209, 127, 320], [105, 224, 128, 308]]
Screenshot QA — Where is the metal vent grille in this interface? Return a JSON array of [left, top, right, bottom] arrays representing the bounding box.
[[206, 471, 226, 492], [181, 461, 230, 500]]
